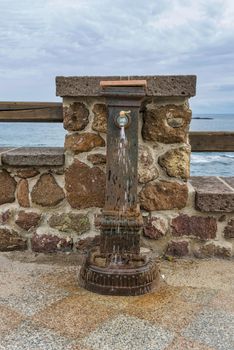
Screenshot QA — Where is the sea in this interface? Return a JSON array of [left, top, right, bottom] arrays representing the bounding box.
[[0, 114, 233, 176]]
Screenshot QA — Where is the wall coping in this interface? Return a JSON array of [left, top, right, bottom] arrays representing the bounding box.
[[0, 147, 64, 166], [56, 75, 196, 97]]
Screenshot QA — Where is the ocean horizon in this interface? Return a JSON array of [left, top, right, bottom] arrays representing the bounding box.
[[0, 113, 233, 176]]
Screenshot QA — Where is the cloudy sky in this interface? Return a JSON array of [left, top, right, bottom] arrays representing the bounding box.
[[0, 0, 234, 113]]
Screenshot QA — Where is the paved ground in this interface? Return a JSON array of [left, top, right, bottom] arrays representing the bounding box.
[[0, 252, 233, 350]]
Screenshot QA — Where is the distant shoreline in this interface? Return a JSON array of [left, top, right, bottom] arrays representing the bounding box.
[[192, 117, 213, 120]]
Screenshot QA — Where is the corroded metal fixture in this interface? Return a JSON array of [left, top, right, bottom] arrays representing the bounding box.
[[79, 80, 160, 295]]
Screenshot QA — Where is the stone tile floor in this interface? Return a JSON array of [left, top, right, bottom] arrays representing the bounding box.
[[0, 252, 233, 350]]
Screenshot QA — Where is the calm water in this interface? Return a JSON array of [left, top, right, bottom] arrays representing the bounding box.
[[0, 114, 233, 176]]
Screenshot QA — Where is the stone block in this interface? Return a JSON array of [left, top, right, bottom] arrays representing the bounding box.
[[171, 214, 217, 240], [190, 176, 234, 212], [48, 212, 90, 234], [224, 219, 234, 239], [16, 168, 39, 178], [31, 174, 65, 207], [31, 234, 73, 253], [0, 170, 16, 205], [159, 146, 190, 180], [143, 216, 168, 239], [198, 242, 232, 258], [56, 75, 197, 97], [65, 132, 105, 153], [1, 147, 64, 166], [139, 181, 188, 210], [138, 145, 158, 184], [0, 228, 27, 251], [166, 240, 189, 257], [15, 211, 41, 231], [92, 103, 108, 133], [87, 153, 106, 165], [0, 210, 11, 225], [63, 102, 89, 131], [65, 160, 105, 209], [142, 104, 191, 143], [17, 179, 30, 207], [75, 235, 100, 252]]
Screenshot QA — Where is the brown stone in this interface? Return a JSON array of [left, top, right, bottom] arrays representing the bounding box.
[[31, 174, 65, 207], [17, 179, 30, 207], [166, 241, 189, 257], [198, 242, 232, 258], [75, 235, 100, 252], [65, 160, 105, 209], [0, 228, 27, 251], [92, 103, 108, 133], [87, 153, 106, 165], [63, 102, 89, 131], [159, 146, 190, 180], [190, 176, 234, 213], [0, 170, 16, 205], [16, 168, 39, 178], [31, 234, 73, 253], [0, 210, 11, 225], [143, 216, 168, 239], [171, 214, 217, 240], [224, 219, 234, 239], [15, 211, 41, 231], [142, 104, 191, 143], [65, 133, 105, 153], [139, 181, 188, 210], [48, 213, 90, 234], [138, 145, 158, 183]]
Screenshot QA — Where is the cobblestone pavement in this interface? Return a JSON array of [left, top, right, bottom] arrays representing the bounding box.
[[0, 252, 233, 350]]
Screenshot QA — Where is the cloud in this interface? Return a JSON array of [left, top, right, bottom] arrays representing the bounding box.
[[0, 0, 234, 113]]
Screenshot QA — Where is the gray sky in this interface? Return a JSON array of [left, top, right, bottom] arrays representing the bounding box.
[[0, 0, 234, 113]]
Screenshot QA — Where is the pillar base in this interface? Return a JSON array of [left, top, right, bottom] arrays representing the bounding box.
[[79, 247, 160, 296]]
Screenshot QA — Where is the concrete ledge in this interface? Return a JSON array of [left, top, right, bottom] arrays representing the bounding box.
[[56, 75, 196, 97], [0, 147, 64, 167], [190, 176, 234, 213]]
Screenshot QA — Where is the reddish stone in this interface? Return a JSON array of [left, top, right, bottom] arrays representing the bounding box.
[[224, 219, 234, 239], [0, 210, 11, 224], [65, 160, 105, 209], [31, 234, 73, 253], [31, 174, 65, 207], [198, 243, 232, 258], [142, 104, 191, 143], [17, 179, 30, 207], [139, 181, 188, 210], [75, 235, 100, 252], [92, 103, 108, 133], [87, 153, 106, 165], [166, 241, 189, 257], [15, 211, 41, 231], [0, 228, 27, 251], [171, 214, 217, 240], [63, 102, 89, 131], [65, 133, 105, 153], [0, 170, 16, 205], [16, 168, 39, 178], [143, 216, 168, 239]]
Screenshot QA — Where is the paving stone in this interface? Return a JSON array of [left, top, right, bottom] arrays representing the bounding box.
[[179, 287, 218, 306], [209, 290, 234, 313], [0, 283, 69, 316], [164, 336, 215, 350], [0, 321, 77, 350], [190, 176, 234, 212], [32, 294, 117, 339], [0, 305, 24, 336], [183, 308, 234, 350], [82, 314, 174, 350]]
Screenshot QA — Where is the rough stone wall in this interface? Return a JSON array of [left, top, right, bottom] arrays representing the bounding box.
[[0, 96, 233, 257]]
